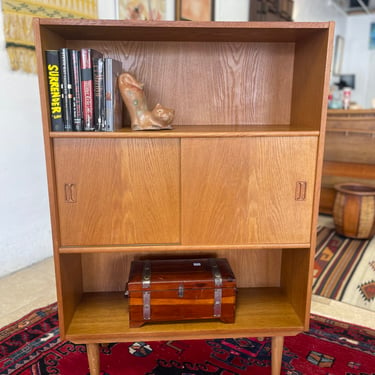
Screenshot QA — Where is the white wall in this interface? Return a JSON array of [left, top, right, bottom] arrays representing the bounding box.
[[342, 14, 375, 107], [97, 0, 117, 19], [0, 2, 52, 277], [215, 0, 250, 21], [293, 0, 347, 36], [294, 0, 375, 108]]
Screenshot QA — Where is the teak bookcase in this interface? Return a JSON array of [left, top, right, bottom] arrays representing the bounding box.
[[33, 19, 334, 375]]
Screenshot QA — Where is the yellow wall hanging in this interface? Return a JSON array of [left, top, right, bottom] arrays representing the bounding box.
[[1, 0, 97, 73]]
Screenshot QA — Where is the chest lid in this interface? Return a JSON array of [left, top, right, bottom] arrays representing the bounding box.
[[127, 258, 236, 291]]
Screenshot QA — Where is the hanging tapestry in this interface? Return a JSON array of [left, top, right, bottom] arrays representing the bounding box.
[[1, 0, 97, 73]]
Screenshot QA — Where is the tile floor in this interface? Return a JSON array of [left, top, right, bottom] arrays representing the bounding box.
[[1, 217, 374, 330]]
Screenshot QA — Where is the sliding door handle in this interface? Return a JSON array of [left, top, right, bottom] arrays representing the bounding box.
[[64, 183, 77, 203], [295, 181, 307, 201]]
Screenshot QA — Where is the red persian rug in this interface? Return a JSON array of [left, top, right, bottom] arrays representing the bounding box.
[[1, 303, 375, 375]]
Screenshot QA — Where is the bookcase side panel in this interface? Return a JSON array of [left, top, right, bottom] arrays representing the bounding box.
[[280, 248, 311, 329], [34, 21, 68, 250], [290, 24, 334, 131], [58, 254, 83, 338]]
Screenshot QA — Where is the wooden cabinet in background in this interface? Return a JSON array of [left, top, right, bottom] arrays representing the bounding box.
[[320, 109, 375, 215], [33, 19, 334, 375]]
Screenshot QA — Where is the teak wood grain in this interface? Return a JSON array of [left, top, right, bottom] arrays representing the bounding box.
[[65, 288, 304, 343], [182, 137, 318, 244], [53, 138, 180, 246], [79, 249, 282, 293], [67, 41, 295, 126], [33, 18, 334, 375]]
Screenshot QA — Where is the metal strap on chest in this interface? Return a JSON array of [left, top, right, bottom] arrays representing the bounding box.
[[142, 261, 151, 320], [209, 259, 223, 318]]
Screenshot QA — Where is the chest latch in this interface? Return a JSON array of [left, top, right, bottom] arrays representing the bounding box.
[[142, 261, 151, 320], [209, 259, 223, 318]]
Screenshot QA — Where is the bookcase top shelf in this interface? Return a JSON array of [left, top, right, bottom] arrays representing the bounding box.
[[35, 19, 333, 135], [34, 18, 333, 43]]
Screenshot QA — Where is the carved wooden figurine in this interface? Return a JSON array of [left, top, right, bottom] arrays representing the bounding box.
[[118, 72, 174, 130]]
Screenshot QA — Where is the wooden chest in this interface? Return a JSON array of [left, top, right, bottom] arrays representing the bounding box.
[[127, 258, 237, 328]]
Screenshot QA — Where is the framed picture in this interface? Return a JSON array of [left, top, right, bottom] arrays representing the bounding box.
[[176, 0, 214, 21], [118, 0, 167, 20], [370, 23, 375, 50]]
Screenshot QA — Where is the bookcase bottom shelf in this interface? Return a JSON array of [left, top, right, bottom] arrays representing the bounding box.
[[65, 287, 305, 344]]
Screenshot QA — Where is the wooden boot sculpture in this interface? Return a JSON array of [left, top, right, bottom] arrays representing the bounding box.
[[118, 72, 174, 130]]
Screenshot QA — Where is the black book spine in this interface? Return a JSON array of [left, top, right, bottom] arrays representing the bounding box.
[[69, 50, 83, 131], [59, 48, 73, 131], [45, 50, 64, 131]]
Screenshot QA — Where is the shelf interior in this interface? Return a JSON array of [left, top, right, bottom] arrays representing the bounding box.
[[65, 288, 304, 343], [37, 25, 332, 133], [58, 248, 312, 341]]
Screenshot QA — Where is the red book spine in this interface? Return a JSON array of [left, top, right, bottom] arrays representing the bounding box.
[[80, 48, 95, 131]]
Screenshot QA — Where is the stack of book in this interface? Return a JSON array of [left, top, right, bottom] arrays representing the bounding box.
[[45, 48, 123, 132]]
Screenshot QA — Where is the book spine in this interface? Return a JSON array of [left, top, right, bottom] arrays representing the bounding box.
[[94, 57, 105, 131], [45, 50, 64, 131], [104, 58, 123, 132], [104, 58, 114, 132], [81, 48, 103, 131], [113, 60, 124, 132], [59, 48, 73, 131], [80, 48, 94, 131], [69, 50, 83, 131]]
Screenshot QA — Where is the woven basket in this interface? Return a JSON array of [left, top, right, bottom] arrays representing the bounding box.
[[333, 183, 375, 239]]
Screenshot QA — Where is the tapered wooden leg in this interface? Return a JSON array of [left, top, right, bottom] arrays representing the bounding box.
[[86, 343, 100, 375], [271, 336, 284, 375]]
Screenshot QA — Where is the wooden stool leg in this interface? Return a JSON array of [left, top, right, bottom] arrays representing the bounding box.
[[271, 336, 284, 375], [86, 343, 100, 375]]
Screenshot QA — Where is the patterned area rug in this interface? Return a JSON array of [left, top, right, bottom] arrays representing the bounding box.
[[1, 303, 375, 374], [313, 226, 375, 312], [1, 0, 97, 73]]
